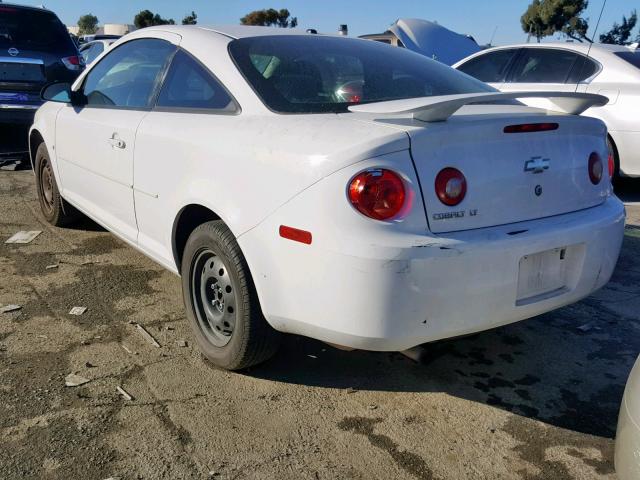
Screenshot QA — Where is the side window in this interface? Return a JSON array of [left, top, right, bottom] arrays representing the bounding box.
[[510, 48, 578, 83], [83, 38, 175, 108], [156, 50, 235, 111], [83, 43, 104, 64], [567, 56, 599, 83], [456, 49, 518, 83]]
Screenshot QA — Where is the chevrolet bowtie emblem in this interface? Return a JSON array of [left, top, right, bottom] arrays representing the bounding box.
[[524, 156, 550, 174]]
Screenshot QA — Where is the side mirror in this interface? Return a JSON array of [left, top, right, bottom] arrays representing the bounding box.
[[41, 82, 72, 103], [41, 82, 87, 106]]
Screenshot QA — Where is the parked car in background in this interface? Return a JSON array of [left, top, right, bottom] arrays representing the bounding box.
[[0, 3, 83, 159], [616, 355, 640, 480], [79, 34, 121, 45], [79, 39, 117, 65], [31, 26, 624, 370], [360, 18, 481, 65], [453, 43, 640, 178]]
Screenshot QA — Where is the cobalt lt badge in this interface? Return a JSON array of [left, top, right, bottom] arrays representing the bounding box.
[[535, 185, 543, 196]]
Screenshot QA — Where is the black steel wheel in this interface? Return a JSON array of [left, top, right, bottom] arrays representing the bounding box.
[[181, 220, 281, 370], [35, 143, 78, 226]]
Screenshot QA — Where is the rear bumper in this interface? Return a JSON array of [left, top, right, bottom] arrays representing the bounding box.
[[0, 107, 37, 155], [240, 196, 625, 351]]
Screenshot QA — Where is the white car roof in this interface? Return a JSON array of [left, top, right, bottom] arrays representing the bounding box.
[[136, 24, 325, 40], [478, 42, 637, 55]]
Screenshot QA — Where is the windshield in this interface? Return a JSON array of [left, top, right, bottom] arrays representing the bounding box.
[[228, 35, 494, 114], [614, 51, 640, 70], [0, 6, 74, 52]]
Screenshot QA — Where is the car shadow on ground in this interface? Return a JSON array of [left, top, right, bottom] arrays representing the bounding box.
[[248, 231, 640, 439]]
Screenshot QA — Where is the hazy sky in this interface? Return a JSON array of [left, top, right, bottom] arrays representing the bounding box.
[[7, 0, 634, 45]]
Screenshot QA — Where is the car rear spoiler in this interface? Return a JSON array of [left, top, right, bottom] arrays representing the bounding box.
[[348, 91, 608, 122]]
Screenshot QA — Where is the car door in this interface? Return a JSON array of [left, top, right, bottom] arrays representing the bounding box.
[[455, 48, 519, 89], [132, 49, 240, 267], [55, 35, 178, 243]]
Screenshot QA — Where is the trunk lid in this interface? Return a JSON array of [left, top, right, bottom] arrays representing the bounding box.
[[407, 106, 611, 233]]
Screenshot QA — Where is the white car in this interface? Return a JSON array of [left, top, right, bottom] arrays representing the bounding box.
[[79, 39, 117, 65], [453, 43, 640, 178], [616, 355, 640, 480], [30, 26, 625, 370]]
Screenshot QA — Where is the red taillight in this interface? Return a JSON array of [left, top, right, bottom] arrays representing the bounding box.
[[348, 169, 406, 221], [588, 152, 603, 185], [504, 123, 559, 133], [435, 168, 467, 206], [61, 56, 84, 71], [608, 153, 615, 179], [279, 225, 312, 245]]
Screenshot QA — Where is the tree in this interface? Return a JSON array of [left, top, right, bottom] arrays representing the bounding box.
[[520, 0, 591, 43], [521, 0, 546, 42], [240, 8, 298, 28], [182, 11, 198, 25], [77, 14, 99, 36], [600, 10, 637, 44], [134, 10, 175, 29]]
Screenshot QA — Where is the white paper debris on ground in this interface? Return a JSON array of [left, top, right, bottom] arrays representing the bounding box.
[[5, 231, 42, 244], [0, 304, 22, 313], [577, 323, 594, 332], [69, 306, 87, 316], [45, 264, 59, 270], [177, 339, 187, 347], [135, 324, 161, 348], [116, 386, 133, 401], [65, 373, 90, 387]]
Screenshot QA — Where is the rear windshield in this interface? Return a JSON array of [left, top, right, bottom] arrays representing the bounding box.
[[228, 35, 494, 114], [614, 51, 640, 70], [0, 6, 74, 52]]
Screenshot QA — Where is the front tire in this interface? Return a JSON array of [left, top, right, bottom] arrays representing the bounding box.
[[35, 143, 78, 226], [181, 220, 281, 370]]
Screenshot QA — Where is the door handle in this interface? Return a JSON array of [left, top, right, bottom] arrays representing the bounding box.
[[108, 134, 126, 149]]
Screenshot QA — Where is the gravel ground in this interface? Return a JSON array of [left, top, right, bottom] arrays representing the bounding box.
[[1, 170, 639, 480]]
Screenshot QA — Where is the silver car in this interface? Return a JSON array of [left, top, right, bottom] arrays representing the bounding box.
[[616, 355, 640, 480]]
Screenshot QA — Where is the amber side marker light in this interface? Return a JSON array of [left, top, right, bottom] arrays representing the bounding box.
[[279, 225, 312, 245], [504, 123, 559, 133]]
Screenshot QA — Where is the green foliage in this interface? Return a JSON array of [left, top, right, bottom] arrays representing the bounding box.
[[240, 8, 298, 28], [600, 10, 637, 44], [134, 10, 175, 29], [77, 13, 99, 36], [182, 11, 198, 25], [521, 0, 591, 43]]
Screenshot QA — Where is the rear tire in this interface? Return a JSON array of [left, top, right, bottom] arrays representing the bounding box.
[[35, 143, 79, 227], [607, 136, 620, 180], [181, 220, 281, 370]]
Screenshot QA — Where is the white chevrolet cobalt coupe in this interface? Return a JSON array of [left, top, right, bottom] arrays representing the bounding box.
[[30, 26, 625, 370]]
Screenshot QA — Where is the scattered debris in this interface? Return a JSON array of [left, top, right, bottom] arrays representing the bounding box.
[[307, 354, 318, 359], [5, 230, 42, 244], [69, 306, 87, 316], [65, 373, 90, 387], [345, 387, 358, 394], [85, 362, 95, 368], [368, 404, 378, 411], [577, 323, 595, 332], [116, 386, 133, 401], [80, 340, 91, 346], [36, 335, 48, 339], [165, 326, 175, 331], [177, 339, 188, 347], [102, 476, 122, 480], [135, 324, 161, 348], [0, 304, 22, 313], [45, 264, 59, 270]]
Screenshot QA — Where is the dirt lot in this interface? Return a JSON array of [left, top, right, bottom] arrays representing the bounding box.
[[1, 170, 639, 480]]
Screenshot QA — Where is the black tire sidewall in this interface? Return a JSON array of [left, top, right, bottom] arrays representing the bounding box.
[[181, 222, 250, 369], [35, 143, 60, 224]]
